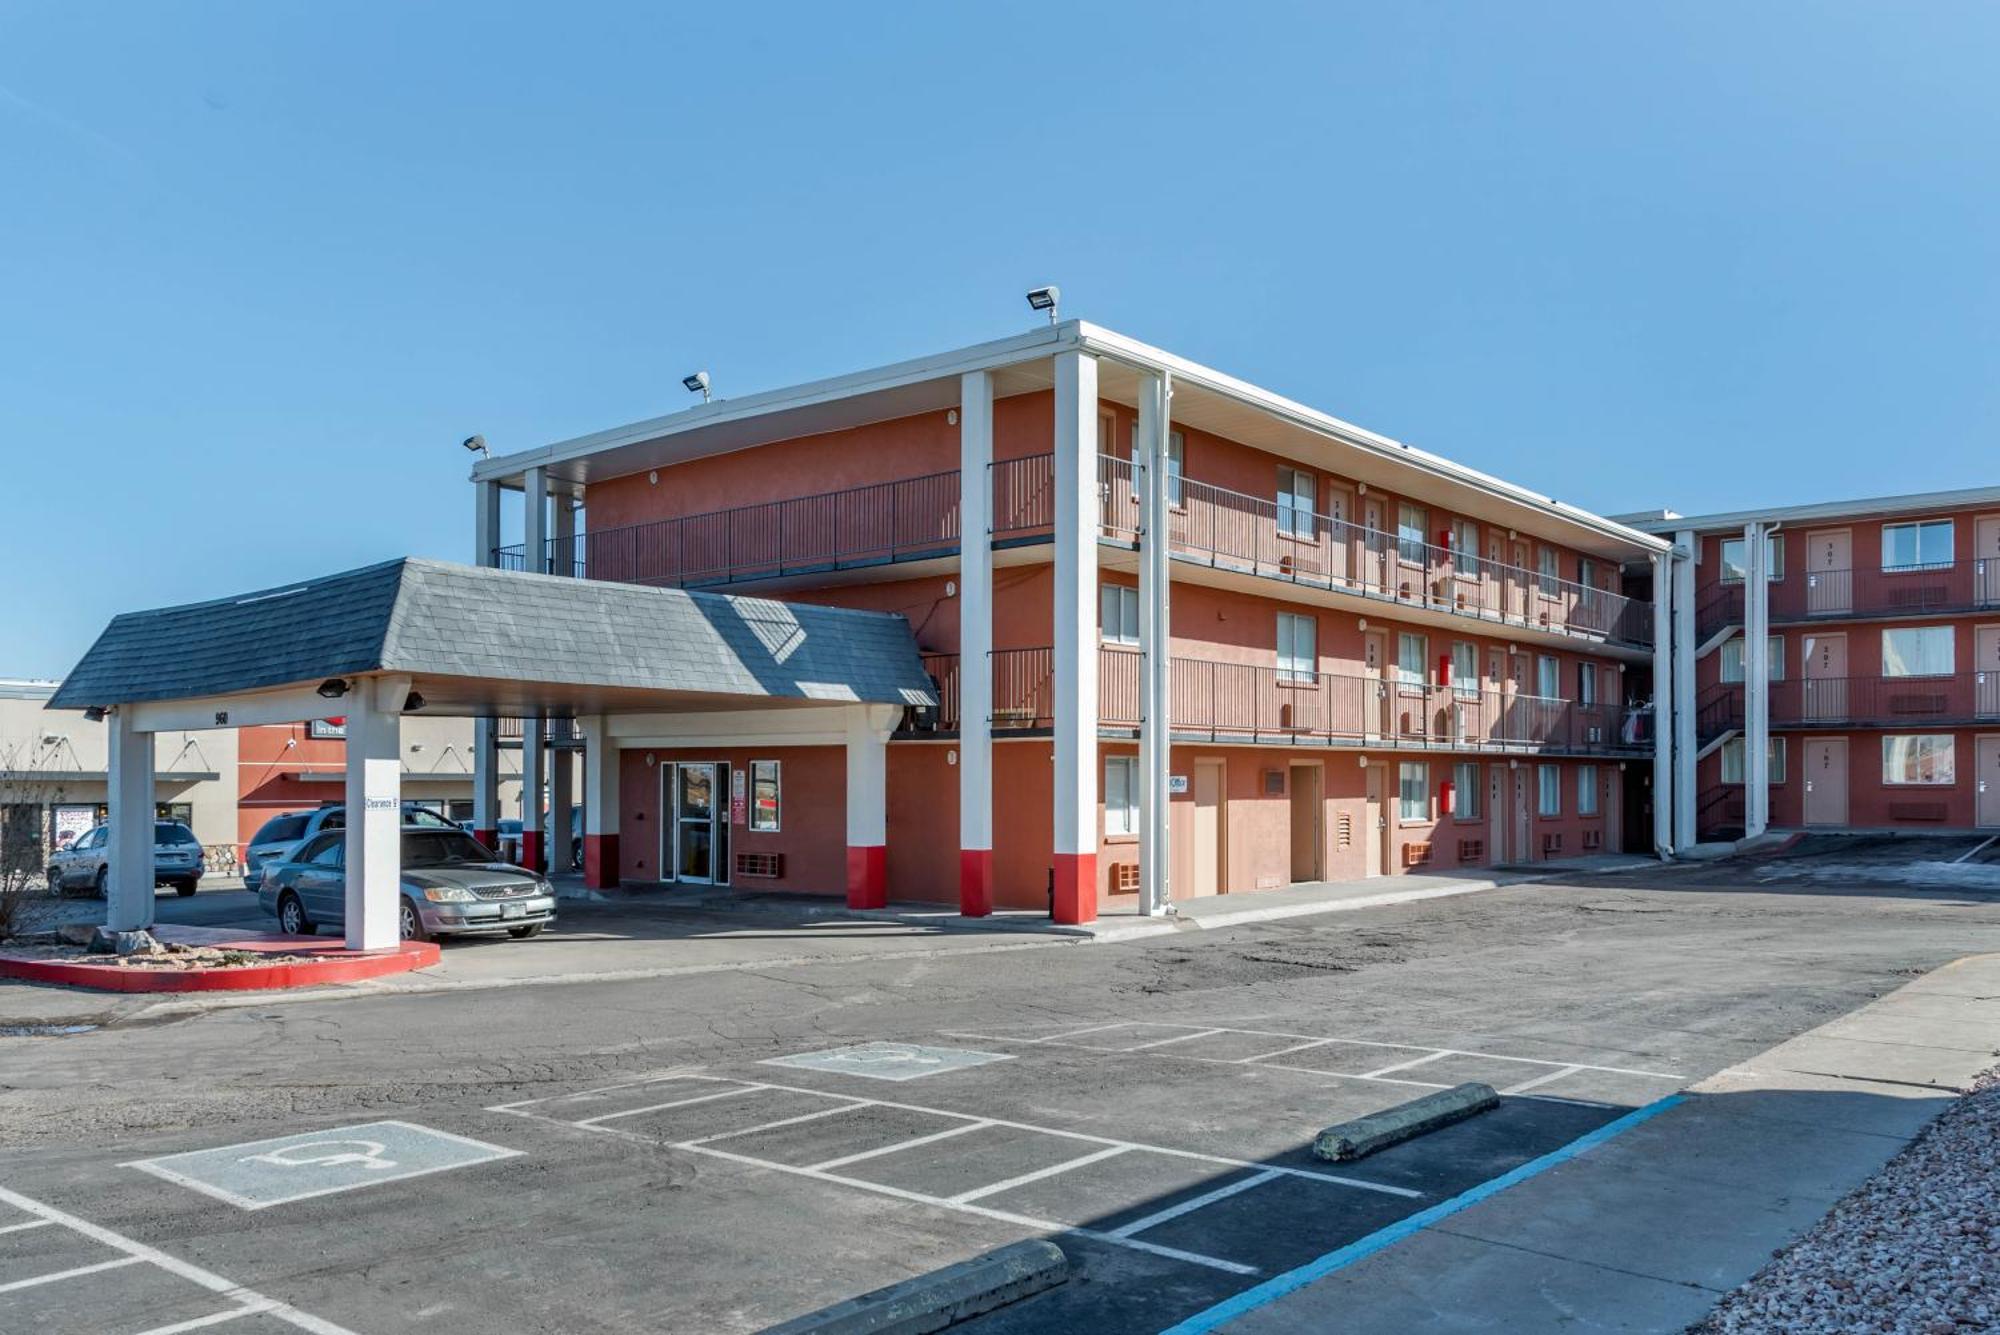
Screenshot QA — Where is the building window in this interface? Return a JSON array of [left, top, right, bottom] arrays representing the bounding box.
[[1882, 520, 1953, 572], [1399, 761, 1430, 822], [1883, 735, 1955, 786], [1129, 424, 1185, 505], [1577, 765, 1599, 816], [749, 761, 781, 832], [1451, 641, 1478, 698], [1452, 519, 1478, 569], [1577, 662, 1598, 707], [1538, 764, 1561, 817], [1537, 546, 1560, 595], [1104, 757, 1139, 836], [1277, 467, 1314, 537], [1719, 737, 1787, 785], [1398, 632, 1429, 690], [1579, 557, 1598, 591], [1882, 626, 1954, 678], [1536, 654, 1560, 700], [1719, 635, 1786, 683], [1453, 762, 1481, 819], [1276, 613, 1317, 682], [1397, 503, 1429, 564], [1720, 533, 1785, 582], [1099, 583, 1139, 646]]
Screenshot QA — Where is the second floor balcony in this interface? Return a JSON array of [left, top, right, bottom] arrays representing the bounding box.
[[1701, 672, 2000, 732], [1699, 561, 2000, 637], [907, 647, 1647, 758], [495, 454, 1655, 651]]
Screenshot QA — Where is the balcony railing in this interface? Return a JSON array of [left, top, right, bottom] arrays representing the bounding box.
[[905, 647, 1645, 756], [495, 450, 1654, 650], [1696, 583, 1744, 643], [1696, 682, 1743, 747], [1779, 562, 2000, 621], [1768, 673, 2000, 728]]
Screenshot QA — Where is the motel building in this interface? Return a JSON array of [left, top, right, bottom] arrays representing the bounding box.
[[53, 320, 1683, 949], [1623, 490, 2000, 842]]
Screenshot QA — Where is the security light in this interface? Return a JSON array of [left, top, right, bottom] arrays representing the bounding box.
[[1026, 286, 1060, 324], [403, 691, 426, 712], [83, 707, 106, 722], [316, 679, 349, 700], [462, 434, 487, 457], [683, 370, 711, 403]]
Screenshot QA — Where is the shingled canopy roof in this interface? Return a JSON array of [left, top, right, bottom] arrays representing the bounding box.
[[51, 558, 937, 718]]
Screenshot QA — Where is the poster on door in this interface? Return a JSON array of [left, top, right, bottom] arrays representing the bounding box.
[[731, 768, 747, 826]]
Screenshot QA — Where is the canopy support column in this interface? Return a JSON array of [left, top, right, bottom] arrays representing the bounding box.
[[845, 704, 897, 909], [105, 708, 155, 932], [582, 716, 621, 890], [343, 678, 408, 950]]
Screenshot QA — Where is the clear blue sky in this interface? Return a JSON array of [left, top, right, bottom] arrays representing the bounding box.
[[5, 3, 1996, 678]]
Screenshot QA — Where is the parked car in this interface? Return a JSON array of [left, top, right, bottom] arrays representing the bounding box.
[[46, 820, 205, 897], [244, 803, 458, 890], [258, 825, 556, 942], [494, 818, 523, 864], [545, 805, 583, 870]]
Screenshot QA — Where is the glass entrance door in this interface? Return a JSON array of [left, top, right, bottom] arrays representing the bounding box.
[[676, 763, 716, 883]]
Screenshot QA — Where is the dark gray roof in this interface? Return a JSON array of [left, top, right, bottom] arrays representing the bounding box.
[[51, 558, 937, 712]]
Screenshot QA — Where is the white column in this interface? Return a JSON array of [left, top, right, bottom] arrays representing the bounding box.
[[1743, 522, 1771, 839], [845, 704, 895, 908], [581, 715, 621, 889], [958, 370, 995, 916], [343, 678, 406, 950], [520, 466, 548, 869], [473, 479, 502, 840], [105, 707, 156, 932], [1052, 349, 1100, 924], [549, 496, 575, 865], [553, 489, 578, 578], [1671, 529, 1698, 850], [1650, 554, 1674, 860], [1137, 369, 1173, 915]]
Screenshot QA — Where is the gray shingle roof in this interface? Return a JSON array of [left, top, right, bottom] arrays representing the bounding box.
[[51, 558, 937, 712]]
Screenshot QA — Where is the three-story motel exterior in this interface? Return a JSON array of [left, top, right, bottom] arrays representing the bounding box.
[[469, 323, 1673, 923]]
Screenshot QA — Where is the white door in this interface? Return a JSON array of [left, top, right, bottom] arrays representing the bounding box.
[[1978, 736, 2000, 828], [1975, 516, 2000, 607], [1802, 739, 1849, 827]]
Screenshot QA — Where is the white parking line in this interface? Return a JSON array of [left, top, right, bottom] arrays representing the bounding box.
[[573, 1085, 758, 1126], [1110, 1169, 1284, 1239], [1501, 1064, 1585, 1095], [0, 1186, 356, 1335], [808, 1120, 991, 1171], [0, 1254, 143, 1293], [1122, 1028, 1229, 1052], [682, 1101, 870, 1146], [1359, 1052, 1452, 1079], [0, 1219, 51, 1236], [133, 1303, 282, 1335], [950, 1146, 1133, 1204]]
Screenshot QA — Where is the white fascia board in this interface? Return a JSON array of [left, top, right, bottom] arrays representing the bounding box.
[[1071, 323, 1669, 556], [471, 325, 1078, 486], [603, 706, 851, 748], [1623, 484, 2000, 536]]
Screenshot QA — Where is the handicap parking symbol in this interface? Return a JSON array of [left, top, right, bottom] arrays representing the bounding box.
[[126, 1120, 519, 1210]]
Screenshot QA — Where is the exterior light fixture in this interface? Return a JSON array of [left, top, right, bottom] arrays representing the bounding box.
[[462, 434, 488, 457], [1026, 286, 1060, 325], [403, 691, 426, 712], [683, 370, 711, 403], [83, 706, 106, 722], [316, 679, 349, 700]]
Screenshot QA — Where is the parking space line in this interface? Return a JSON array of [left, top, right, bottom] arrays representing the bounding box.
[[132, 1303, 281, 1335], [1359, 1052, 1452, 1079], [0, 1255, 144, 1293], [574, 1085, 758, 1126], [1501, 1064, 1585, 1095], [682, 1101, 871, 1146], [1244, 1038, 1339, 1062], [0, 1219, 52, 1236], [0, 1185, 357, 1335], [1034, 1021, 1161, 1043], [1109, 1169, 1284, 1239], [807, 1120, 992, 1171], [1121, 1028, 1229, 1052], [950, 1145, 1133, 1203]]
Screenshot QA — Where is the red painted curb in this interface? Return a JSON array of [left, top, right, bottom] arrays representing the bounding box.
[[0, 937, 440, 993]]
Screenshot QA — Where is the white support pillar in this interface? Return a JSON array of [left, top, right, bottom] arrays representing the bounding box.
[[520, 466, 548, 871], [1651, 554, 1674, 860], [958, 370, 995, 917], [473, 478, 502, 845], [1052, 349, 1100, 924], [550, 730, 574, 873], [343, 677, 407, 950], [1743, 522, 1771, 840], [1671, 529, 1698, 851], [581, 715, 621, 890], [845, 704, 896, 908], [1137, 368, 1173, 915], [105, 707, 156, 932], [553, 489, 578, 579]]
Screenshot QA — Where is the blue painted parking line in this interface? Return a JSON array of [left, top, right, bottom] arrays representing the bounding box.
[[124, 1120, 521, 1210]]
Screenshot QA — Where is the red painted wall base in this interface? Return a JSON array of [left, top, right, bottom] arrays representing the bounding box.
[[583, 833, 621, 889], [519, 830, 544, 875], [847, 845, 888, 909], [1052, 852, 1097, 924], [958, 848, 993, 918]]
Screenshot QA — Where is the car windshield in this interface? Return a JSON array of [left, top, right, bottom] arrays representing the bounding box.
[[155, 822, 197, 845], [401, 831, 498, 867]]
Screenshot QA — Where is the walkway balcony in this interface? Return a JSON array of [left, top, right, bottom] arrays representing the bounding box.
[[496, 454, 1655, 651], [1769, 673, 2000, 728], [906, 648, 1647, 758], [1695, 562, 2000, 639]]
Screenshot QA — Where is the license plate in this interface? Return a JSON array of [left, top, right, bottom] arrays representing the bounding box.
[[501, 903, 525, 920]]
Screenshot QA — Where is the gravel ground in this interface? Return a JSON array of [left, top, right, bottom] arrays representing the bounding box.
[[1695, 1069, 2000, 1334]]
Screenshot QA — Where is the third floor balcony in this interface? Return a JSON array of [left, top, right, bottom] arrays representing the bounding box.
[[1700, 561, 2000, 637], [1701, 672, 2000, 731]]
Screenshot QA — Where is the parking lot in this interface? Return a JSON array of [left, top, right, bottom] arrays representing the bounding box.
[[5, 855, 2000, 1333]]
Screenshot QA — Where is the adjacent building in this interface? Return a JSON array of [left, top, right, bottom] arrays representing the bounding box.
[[471, 321, 1672, 921]]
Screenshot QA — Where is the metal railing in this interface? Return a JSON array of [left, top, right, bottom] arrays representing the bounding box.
[[1695, 683, 1743, 747], [905, 646, 1645, 756], [1782, 561, 2000, 620], [1769, 672, 2000, 727], [1696, 583, 1744, 642], [494, 717, 581, 743]]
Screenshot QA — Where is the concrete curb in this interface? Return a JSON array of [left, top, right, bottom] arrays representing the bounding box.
[[1313, 1083, 1500, 1161], [761, 1240, 1068, 1334]]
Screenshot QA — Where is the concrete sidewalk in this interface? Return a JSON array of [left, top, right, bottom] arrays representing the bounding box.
[[1204, 953, 2000, 1334]]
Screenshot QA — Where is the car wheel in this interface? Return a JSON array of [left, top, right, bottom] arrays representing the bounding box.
[[92, 866, 107, 898], [277, 893, 313, 936], [173, 881, 198, 897], [507, 924, 545, 939], [399, 898, 429, 942]]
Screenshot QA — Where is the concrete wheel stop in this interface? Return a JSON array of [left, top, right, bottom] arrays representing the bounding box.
[[1313, 1082, 1500, 1161], [762, 1240, 1068, 1334]]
